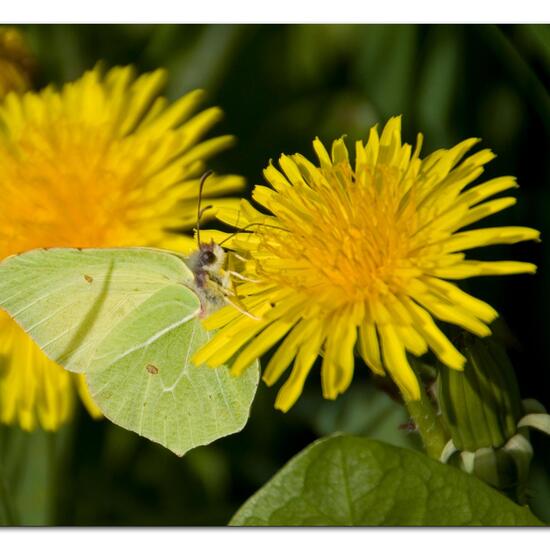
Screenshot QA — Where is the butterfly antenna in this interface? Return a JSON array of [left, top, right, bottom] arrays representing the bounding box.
[[218, 222, 289, 246], [197, 170, 214, 248]]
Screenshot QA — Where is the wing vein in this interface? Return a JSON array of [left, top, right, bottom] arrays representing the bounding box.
[[96, 307, 199, 367]]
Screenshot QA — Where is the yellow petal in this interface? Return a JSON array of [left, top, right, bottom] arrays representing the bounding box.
[[321, 311, 357, 399], [364, 125, 380, 167], [378, 324, 420, 401], [312, 137, 332, 168], [274, 318, 324, 412], [279, 154, 305, 186], [263, 318, 317, 385], [453, 197, 517, 232], [231, 315, 298, 376], [441, 226, 541, 254], [331, 137, 349, 165], [430, 260, 537, 279], [74, 374, 103, 419], [410, 291, 491, 337], [401, 297, 466, 370], [460, 176, 518, 207], [421, 276, 498, 324], [358, 322, 385, 376], [396, 325, 428, 357]]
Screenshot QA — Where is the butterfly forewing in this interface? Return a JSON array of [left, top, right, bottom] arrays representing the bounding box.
[[0, 247, 195, 374]]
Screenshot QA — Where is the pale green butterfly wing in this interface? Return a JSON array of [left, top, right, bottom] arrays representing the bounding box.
[[0, 248, 259, 456], [0, 248, 192, 373], [84, 285, 258, 454]]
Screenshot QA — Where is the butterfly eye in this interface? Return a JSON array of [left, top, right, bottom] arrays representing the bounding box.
[[201, 250, 217, 265]]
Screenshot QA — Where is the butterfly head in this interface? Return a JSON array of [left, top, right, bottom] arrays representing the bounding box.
[[197, 241, 226, 275], [186, 240, 226, 281]]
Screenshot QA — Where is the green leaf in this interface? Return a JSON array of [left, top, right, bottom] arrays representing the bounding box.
[[230, 435, 543, 526], [353, 25, 418, 118], [163, 25, 245, 97], [0, 248, 259, 456], [0, 425, 71, 525], [25, 25, 87, 83], [518, 25, 550, 76], [416, 26, 462, 147]]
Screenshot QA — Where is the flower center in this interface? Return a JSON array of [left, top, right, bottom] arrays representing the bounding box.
[[254, 163, 422, 309]]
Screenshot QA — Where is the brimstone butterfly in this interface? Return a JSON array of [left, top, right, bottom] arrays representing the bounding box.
[[0, 194, 259, 456]]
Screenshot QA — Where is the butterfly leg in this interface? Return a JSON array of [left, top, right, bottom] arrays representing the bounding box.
[[226, 270, 262, 284], [223, 296, 262, 320]]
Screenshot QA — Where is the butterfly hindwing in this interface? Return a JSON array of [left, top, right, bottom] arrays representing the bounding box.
[[87, 313, 259, 456]]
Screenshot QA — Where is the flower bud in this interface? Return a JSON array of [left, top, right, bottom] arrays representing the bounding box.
[[437, 331, 523, 451], [436, 330, 540, 502]]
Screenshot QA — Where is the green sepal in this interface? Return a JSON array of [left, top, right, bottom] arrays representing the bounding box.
[[518, 413, 550, 436], [473, 447, 518, 494], [437, 332, 523, 451]]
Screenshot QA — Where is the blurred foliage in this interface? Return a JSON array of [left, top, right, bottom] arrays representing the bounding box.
[[5, 23, 550, 525], [0, 424, 71, 525]]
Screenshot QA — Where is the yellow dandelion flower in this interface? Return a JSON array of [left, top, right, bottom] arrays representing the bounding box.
[[0, 65, 244, 431], [0, 26, 35, 98], [194, 116, 539, 412]]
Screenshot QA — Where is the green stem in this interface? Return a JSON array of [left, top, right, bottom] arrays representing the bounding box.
[[46, 430, 58, 526], [405, 383, 448, 460], [0, 465, 18, 526]]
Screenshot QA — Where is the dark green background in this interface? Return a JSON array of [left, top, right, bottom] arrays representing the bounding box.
[[1, 24, 549, 525]]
